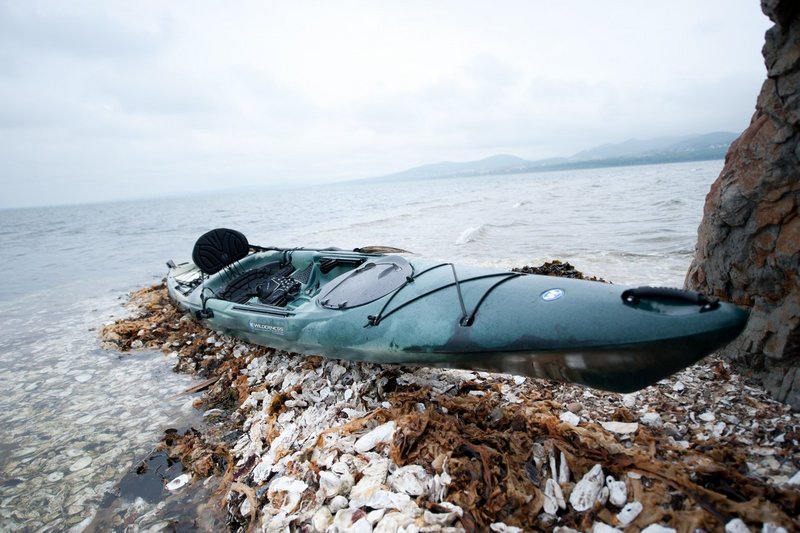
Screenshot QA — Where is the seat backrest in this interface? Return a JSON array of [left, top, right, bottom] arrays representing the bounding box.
[[192, 228, 249, 275]]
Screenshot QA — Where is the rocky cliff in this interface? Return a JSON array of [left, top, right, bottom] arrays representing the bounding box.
[[686, 0, 800, 408]]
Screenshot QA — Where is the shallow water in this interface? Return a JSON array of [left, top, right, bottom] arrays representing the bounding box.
[[0, 159, 723, 530]]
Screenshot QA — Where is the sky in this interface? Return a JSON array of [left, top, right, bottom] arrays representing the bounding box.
[[0, 1, 772, 208]]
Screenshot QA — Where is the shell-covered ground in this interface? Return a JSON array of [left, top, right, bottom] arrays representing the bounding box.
[[101, 273, 800, 533]]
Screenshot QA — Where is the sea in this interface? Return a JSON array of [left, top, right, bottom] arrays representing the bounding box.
[[0, 159, 722, 530]]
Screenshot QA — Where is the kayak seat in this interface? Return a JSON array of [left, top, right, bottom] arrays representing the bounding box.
[[192, 228, 249, 275], [219, 262, 282, 303]]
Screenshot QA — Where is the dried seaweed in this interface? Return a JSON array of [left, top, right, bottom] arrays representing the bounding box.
[[103, 279, 800, 533]]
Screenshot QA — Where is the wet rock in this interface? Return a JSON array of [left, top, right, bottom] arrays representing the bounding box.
[[686, 0, 800, 409]]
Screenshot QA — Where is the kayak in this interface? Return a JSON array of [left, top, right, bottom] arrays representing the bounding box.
[[166, 228, 748, 393]]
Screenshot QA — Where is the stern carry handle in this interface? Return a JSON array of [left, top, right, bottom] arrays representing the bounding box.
[[621, 286, 719, 312]]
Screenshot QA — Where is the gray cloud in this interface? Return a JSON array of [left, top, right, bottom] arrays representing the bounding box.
[[0, 1, 772, 208]]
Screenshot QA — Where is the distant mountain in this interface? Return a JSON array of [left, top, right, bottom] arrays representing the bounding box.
[[367, 132, 738, 183], [371, 154, 531, 183]]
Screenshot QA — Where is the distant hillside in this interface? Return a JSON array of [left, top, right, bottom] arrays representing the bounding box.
[[368, 132, 738, 183]]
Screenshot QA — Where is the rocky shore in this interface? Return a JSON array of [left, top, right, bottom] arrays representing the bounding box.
[[101, 279, 800, 532]]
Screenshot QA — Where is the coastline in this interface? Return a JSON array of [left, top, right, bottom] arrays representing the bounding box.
[[99, 282, 800, 532]]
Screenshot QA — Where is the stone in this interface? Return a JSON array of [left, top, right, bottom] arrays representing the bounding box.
[[685, 0, 800, 409]]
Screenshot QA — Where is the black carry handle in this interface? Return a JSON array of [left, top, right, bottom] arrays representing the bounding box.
[[621, 286, 720, 312]]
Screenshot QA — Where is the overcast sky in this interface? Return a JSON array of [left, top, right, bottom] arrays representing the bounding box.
[[0, 1, 772, 208]]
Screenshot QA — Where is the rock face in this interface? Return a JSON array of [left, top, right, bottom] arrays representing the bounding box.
[[686, 0, 800, 408]]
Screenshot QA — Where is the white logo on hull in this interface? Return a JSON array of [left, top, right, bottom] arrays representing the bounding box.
[[249, 322, 285, 335]]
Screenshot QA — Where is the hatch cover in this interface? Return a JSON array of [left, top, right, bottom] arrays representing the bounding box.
[[318, 256, 412, 309]]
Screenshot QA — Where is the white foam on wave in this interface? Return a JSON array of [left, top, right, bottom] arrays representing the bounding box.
[[455, 225, 486, 245]]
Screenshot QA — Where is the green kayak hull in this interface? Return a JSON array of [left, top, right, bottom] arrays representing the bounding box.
[[167, 245, 748, 393]]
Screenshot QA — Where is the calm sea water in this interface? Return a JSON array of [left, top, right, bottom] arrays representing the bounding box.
[[0, 160, 722, 530]]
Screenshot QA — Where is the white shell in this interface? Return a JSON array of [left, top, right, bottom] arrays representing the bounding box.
[[600, 421, 639, 435], [387, 464, 430, 496], [354, 421, 396, 453], [616, 501, 643, 526], [165, 473, 190, 491], [569, 464, 604, 512], [606, 476, 627, 507]]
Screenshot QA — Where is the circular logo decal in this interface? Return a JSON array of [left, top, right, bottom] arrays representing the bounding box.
[[541, 288, 564, 301]]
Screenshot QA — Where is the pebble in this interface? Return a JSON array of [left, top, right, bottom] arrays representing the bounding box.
[[567, 402, 582, 413], [559, 411, 580, 426]]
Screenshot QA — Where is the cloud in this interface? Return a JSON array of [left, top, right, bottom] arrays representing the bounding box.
[[0, 0, 773, 208]]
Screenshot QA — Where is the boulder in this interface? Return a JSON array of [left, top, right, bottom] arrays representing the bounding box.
[[686, 0, 800, 408]]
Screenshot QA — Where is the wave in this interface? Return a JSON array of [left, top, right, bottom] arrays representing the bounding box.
[[455, 225, 487, 245]]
